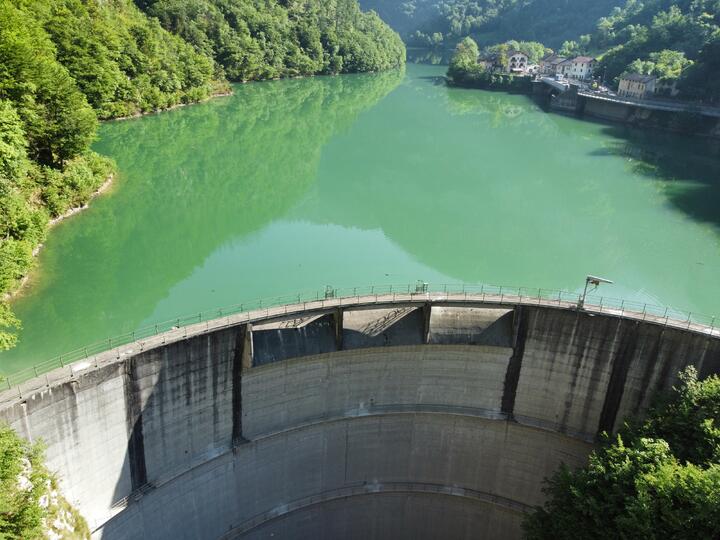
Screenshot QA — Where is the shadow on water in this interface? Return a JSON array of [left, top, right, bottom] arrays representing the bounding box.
[[592, 125, 720, 230]]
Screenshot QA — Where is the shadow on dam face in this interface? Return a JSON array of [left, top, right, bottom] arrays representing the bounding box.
[[2, 299, 720, 540]]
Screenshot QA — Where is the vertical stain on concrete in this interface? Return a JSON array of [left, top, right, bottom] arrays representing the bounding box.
[[184, 341, 193, 407], [66, 385, 80, 446], [620, 325, 665, 427], [597, 320, 640, 436], [123, 357, 148, 491], [210, 334, 220, 443], [576, 316, 616, 435], [501, 307, 529, 417], [558, 311, 593, 433], [232, 325, 247, 446]]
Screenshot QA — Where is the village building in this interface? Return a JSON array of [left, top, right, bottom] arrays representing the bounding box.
[[556, 58, 573, 78], [507, 51, 529, 74], [540, 54, 567, 75], [567, 56, 596, 80], [618, 73, 657, 99], [655, 78, 679, 97]]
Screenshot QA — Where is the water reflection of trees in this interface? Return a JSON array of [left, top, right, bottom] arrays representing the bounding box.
[[406, 48, 451, 65], [445, 85, 557, 132], [4, 69, 404, 363]]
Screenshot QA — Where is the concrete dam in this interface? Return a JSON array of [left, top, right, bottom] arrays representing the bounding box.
[[2, 291, 720, 539]]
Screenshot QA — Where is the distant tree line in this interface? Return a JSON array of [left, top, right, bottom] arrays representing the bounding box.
[[142, 0, 406, 82], [0, 0, 404, 349], [358, 0, 622, 49]]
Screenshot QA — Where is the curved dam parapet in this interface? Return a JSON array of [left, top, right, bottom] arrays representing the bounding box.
[[1, 292, 720, 539]]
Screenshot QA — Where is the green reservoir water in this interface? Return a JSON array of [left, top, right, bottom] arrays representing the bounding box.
[[3, 63, 720, 372]]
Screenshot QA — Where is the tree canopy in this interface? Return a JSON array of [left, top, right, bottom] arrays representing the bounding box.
[[587, 1, 720, 101], [358, 0, 622, 49], [142, 0, 405, 81], [524, 367, 720, 540]]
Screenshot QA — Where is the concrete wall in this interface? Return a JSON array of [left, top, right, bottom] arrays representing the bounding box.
[[98, 414, 589, 540], [581, 97, 632, 122], [1, 301, 718, 539], [581, 97, 720, 137]]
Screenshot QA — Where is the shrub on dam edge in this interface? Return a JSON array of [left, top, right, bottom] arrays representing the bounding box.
[[0, 423, 89, 539], [524, 366, 720, 540]]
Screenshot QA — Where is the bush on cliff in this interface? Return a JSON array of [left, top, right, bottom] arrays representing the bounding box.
[[0, 423, 90, 539], [523, 367, 720, 540]]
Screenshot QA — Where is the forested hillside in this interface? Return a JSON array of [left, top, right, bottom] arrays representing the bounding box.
[[0, 0, 404, 349], [358, 0, 623, 48], [142, 0, 406, 81], [586, 0, 720, 101]]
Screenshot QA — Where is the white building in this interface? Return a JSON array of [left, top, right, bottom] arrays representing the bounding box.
[[567, 56, 596, 81], [507, 51, 529, 74]]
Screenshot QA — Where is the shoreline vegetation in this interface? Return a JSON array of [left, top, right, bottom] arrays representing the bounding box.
[[446, 38, 534, 93], [0, 0, 406, 350], [110, 89, 235, 122], [2, 172, 115, 304]]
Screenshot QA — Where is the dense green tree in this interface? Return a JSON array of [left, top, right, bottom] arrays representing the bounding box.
[[627, 49, 693, 81], [0, 3, 97, 166], [25, 0, 220, 119], [447, 36, 481, 81], [679, 32, 720, 102], [588, 1, 720, 99], [524, 367, 720, 540], [559, 34, 591, 56], [141, 0, 405, 82]]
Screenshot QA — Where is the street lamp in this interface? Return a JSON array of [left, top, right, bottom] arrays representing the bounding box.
[[578, 275, 613, 310]]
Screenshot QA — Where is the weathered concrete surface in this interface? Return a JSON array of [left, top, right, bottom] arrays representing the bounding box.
[[1, 299, 718, 539], [428, 307, 513, 346], [242, 345, 511, 439], [252, 314, 336, 366], [238, 493, 522, 540], [0, 363, 132, 524], [512, 307, 720, 440], [343, 307, 425, 349], [124, 328, 236, 489], [98, 415, 588, 540]]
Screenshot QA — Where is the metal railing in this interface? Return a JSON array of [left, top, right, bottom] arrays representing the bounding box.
[[1, 283, 717, 391]]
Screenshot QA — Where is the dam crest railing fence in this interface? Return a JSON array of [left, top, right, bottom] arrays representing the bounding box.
[[2, 282, 718, 392]]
